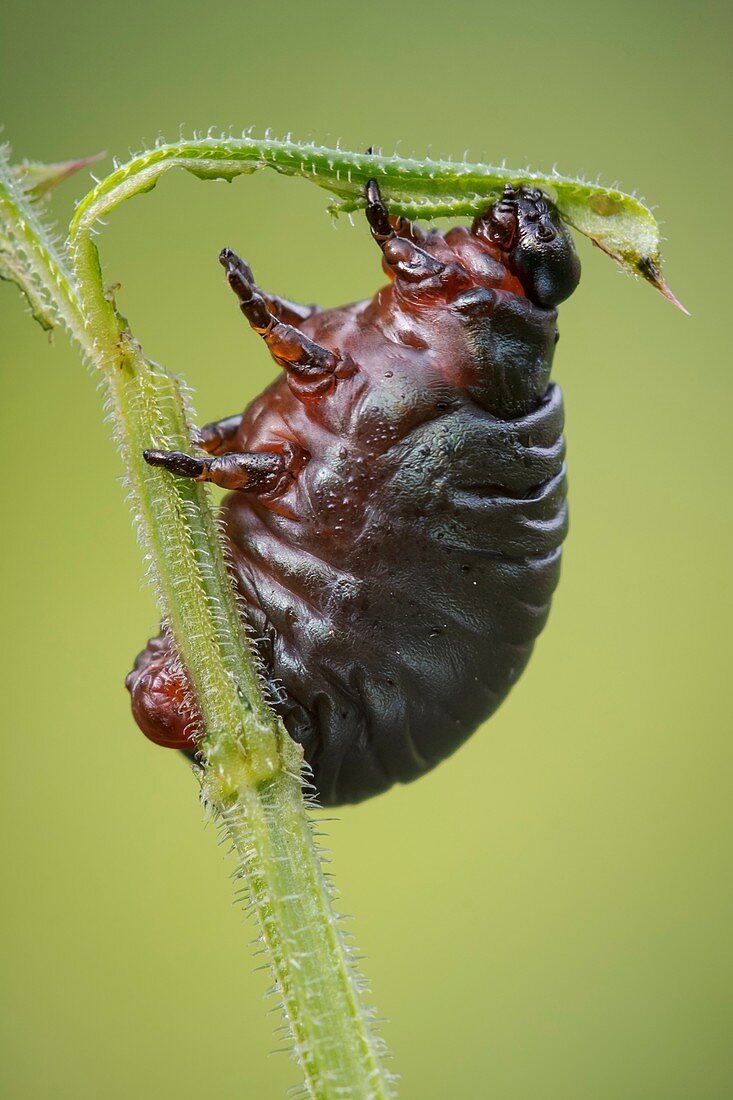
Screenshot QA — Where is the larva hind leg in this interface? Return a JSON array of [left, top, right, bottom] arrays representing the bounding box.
[[143, 440, 308, 497]]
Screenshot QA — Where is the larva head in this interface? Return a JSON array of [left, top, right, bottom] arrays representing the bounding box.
[[473, 185, 581, 308]]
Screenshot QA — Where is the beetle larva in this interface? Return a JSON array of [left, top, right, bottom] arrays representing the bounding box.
[[127, 181, 580, 805]]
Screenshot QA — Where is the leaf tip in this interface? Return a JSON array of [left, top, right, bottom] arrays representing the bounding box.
[[17, 151, 107, 198], [636, 255, 689, 316]]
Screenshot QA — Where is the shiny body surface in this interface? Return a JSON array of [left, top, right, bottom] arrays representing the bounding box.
[[128, 185, 580, 804]]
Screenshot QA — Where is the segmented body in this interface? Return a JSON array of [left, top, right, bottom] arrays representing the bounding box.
[[127, 185, 580, 805]]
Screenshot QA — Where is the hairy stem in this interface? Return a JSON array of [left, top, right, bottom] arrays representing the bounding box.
[[1, 145, 393, 1099], [0, 143, 91, 341], [70, 131, 683, 307]]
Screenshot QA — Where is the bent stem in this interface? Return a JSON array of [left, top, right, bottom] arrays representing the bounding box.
[[70, 132, 683, 307], [1, 146, 394, 1099]]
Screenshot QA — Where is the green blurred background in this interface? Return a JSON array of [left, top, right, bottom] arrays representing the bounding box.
[[1, 0, 730, 1096]]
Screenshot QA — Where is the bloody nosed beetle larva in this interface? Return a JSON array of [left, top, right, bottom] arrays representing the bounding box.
[[126, 181, 581, 805]]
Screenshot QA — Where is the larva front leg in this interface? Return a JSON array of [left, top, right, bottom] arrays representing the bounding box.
[[365, 179, 445, 282]]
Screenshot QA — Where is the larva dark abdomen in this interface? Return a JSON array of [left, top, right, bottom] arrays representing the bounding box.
[[127, 183, 580, 805]]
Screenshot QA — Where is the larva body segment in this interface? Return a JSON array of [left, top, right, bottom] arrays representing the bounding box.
[[127, 184, 580, 805]]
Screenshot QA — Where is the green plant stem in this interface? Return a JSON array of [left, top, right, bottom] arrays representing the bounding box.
[[70, 132, 683, 306], [1, 146, 394, 1100], [0, 148, 91, 341], [3, 128, 683, 1099]]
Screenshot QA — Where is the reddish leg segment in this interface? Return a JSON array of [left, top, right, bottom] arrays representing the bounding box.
[[144, 439, 308, 497], [220, 248, 356, 399], [215, 251, 321, 327], [365, 179, 445, 283], [264, 293, 320, 327], [195, 414, 243, 455]]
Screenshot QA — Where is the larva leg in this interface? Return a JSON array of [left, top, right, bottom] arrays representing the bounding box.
[[220, 248, 355, 397], [196, 413, 243, 455], [365, 179, 445, 283], [143, 446, 301, 496], [218, 248, 320, 327], [265, 294, 321, 327]]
